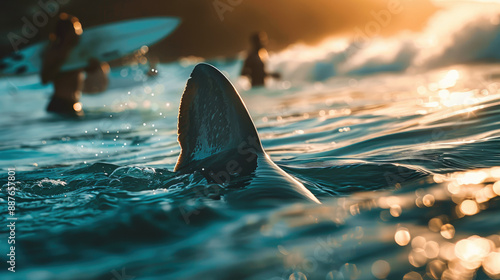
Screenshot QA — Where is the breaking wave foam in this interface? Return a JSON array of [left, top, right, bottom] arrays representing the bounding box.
[[269, 3, 500, 82]]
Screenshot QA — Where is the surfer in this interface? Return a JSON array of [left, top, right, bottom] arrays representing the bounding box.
[[41, 13, 85, 116], [41, 13, 110, 116], [241, 32, 280, 88]]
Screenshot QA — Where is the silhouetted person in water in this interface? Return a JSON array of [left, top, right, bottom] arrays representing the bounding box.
[[42, 13, 108, 117], [241, 32, 280, 88], [83, 58, 110, 93]]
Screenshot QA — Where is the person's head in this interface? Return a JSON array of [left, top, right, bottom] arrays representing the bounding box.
[[250, 32, 268, 50], [51, 13, 82, 43]]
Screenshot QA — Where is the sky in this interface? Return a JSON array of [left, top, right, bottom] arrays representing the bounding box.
[[0, 0, 496, 61], [434, 0, 500, 2], [0, 0, 438, 61]]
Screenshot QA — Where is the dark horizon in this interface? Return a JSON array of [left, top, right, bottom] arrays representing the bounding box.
[[0, 0, 437, 62]]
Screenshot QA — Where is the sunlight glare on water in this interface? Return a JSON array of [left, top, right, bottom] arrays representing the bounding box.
[[1, 13, 500, 277]]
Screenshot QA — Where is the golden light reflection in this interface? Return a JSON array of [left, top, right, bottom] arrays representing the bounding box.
[[447, 181, 461, 194], [459, 200, 479, 216], [395, 228, 411, 246], [475, 185, 496, 203], [140, 45, 149, 54], [438, 70, 459, 89], [73, 21, 83, 35], [396, 168, 499, 278], [276, 167, 500, 280], [289, 272, 307, 280], [403, 271, 423, 280], [438, 89, 449, 99], [439, 242, 456, 261], [258, 48, 269, 61], [73, 102, 82, 112], [422, 69, 486, 109], [493, 181, 500, 195], [390, 205, 402, 217], [455, 236, 491, 269], [440, 224, 455, 239], [371, 260, 390, 279], [484, 185, 497, 200], [426, 260, 446, 280], [490, 167, 500, 178], [412, 236, 427, 249], [378, 195, 403, 210], [455, 170, 489, 185], [423, 194, 435, 207], [424, 241, 440, 259], [428, 217, 443, 232], [409, 247, 428, 267], [483, 252, 500, 278], [441, 90, 478, 107], [433, 174, 446, 183]]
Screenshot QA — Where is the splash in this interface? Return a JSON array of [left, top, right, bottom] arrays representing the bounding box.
[[269, 3, 500, 82]]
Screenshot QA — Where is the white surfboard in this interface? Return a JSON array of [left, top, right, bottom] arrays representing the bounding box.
[[0, 17, 180, 76]]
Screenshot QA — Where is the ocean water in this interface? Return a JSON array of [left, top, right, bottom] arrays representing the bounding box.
[[2, 3, 500, 280]]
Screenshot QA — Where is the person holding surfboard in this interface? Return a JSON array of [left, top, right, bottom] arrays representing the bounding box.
[[42, 13, 109, 116], [241, 32, 281, 88], [42, 13, 85, 116]]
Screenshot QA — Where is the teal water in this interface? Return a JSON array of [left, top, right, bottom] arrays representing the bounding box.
[[1, 60, 500, 279], [2, 3, 500, 277]]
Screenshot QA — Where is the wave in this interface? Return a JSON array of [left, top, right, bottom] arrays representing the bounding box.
[[269, 3, 500, 82]]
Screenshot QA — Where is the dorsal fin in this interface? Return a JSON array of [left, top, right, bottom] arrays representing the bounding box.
[[174, 63, 263, 172]]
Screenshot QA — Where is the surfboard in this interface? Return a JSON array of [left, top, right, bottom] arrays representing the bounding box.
[[0, 17, 180, 76]]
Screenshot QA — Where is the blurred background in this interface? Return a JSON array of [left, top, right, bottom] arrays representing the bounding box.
[[2, 1, 500, 280], [0, 0, 437, 61]]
